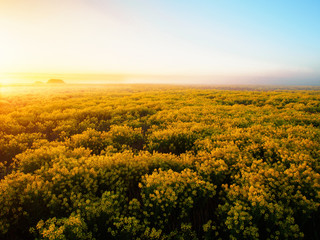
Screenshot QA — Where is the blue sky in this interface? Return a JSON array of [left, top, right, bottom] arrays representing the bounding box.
[[0, 0, 319, 84]]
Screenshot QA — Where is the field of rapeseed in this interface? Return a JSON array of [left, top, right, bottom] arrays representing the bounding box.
[[0, 85, 319, 239]]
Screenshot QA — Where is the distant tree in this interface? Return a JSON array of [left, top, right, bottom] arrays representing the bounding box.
[[47, 79, 65, 84]]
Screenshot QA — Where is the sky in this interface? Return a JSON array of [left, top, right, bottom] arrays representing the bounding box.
[[0, 0, 319, 85]]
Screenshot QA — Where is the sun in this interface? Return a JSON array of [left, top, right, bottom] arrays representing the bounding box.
[[0, 77, 4, 84], [0, 73, 12, 85]]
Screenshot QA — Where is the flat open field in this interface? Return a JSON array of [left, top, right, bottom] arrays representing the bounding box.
[[0, 85, 319, 239]]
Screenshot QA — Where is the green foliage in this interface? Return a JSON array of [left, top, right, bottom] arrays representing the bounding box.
[[0, 85, 319, 239]]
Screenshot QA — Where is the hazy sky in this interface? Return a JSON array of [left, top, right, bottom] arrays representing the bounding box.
[[0, 0, 319, 84]]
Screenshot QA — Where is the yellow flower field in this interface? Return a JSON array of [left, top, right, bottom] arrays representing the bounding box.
[[0, 85, 319, 239]]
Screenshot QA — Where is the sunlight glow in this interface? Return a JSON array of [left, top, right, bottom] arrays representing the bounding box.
[[0, 0, 319, 85]]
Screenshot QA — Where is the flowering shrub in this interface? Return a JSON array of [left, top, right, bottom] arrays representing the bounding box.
[[0, 85, 319, 239], [140, 169, 216, 235]]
